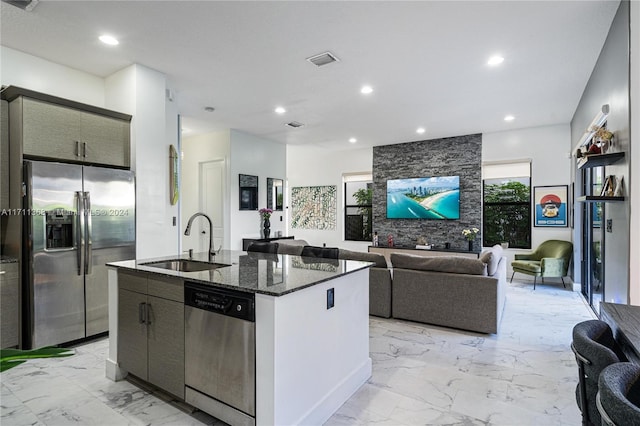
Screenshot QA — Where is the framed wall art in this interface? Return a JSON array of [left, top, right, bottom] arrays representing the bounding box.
[[534, 185, 568, 227]]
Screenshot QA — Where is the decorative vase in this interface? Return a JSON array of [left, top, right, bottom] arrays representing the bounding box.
[[263, 217, 271, 239], [468, 240, 473, 251]]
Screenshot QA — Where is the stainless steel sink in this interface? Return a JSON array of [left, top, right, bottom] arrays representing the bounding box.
[[141, 259, 230, 272]]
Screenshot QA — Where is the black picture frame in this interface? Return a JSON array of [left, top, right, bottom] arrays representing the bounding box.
[[239, 174, 258, 210], [534, 185, 568, 227]]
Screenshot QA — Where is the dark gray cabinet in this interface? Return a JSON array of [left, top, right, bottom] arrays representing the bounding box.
[[1, 100, 9, 209], [118, 270, 184, 398], [1, 262, 20, 348], [10, 96, 130, 168]]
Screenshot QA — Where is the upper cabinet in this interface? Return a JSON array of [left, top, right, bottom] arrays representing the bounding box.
[[3, 87, 132, 168]]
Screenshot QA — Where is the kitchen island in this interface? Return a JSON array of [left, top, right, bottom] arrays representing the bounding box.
[[106, 250, 372, 426]]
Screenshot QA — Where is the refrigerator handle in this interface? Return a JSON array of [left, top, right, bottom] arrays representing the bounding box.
[[84, 192, 93, 275], [75, 191, 85, 276]]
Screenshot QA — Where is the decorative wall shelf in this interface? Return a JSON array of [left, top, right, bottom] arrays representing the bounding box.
[[577, 195, 625, 203], [577, 152, 625, 170]]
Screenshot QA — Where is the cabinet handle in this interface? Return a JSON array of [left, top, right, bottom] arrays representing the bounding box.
[[75, 141, 81, 157], [0, 271, 5, 275], [146, 303, 152, 325], [138, 302, 146, 324], [82, 142, 88, 158]]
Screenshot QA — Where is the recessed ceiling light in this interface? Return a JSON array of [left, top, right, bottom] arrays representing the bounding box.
[[204, 106, 215, 112], [360, 85, 373, 95], [488, 55, 504, 66], [504, 115, 515, 121], [349, 138, 357, 143], [99, 35, 119, 46], [416, 127, 426, 134], [275, 106, 286, 114]]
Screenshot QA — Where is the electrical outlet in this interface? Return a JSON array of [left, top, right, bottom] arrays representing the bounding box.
[[606, 219, 613, 233], [327, 288, 334, 309]]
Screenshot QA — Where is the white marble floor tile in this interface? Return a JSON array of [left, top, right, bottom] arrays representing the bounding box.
[[1, 279, 596, 425]]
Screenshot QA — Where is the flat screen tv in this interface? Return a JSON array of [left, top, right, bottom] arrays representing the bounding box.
[[386, 176, 460, 219]]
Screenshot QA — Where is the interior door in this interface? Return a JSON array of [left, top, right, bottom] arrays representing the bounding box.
[[199, 160, 226, 252]]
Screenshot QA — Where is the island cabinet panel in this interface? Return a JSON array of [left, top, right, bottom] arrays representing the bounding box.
[[117, 271, 185, 399], [118, 288, 148, 380], [1, 262, 20, 348], [147, 295, 184, 398], [15, 97, 131, 168]]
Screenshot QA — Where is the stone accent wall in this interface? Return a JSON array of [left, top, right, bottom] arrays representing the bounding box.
[[372, 134, 482, 250]]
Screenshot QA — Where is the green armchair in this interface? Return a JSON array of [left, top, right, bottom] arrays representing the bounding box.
[[510, 240, 573, 289]]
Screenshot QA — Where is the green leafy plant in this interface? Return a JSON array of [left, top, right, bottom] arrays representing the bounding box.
[[353, 188, 373, 240], [1, 347, 74, 372]]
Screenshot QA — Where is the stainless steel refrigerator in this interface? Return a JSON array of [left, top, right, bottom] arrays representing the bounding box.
[[24, 160, 135, 348]]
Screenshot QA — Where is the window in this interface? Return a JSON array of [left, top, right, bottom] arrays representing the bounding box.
[[344, 174, 373, 242], [482, 161, 531, 249]]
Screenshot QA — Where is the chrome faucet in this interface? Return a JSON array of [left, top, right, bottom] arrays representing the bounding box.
[[184, 212, 214, 262]]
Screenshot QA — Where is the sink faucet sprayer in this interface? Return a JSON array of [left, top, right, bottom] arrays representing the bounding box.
[[184, 212, 214, 262]]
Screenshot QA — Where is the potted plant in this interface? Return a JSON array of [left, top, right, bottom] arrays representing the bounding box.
[[259, 208, 273, 238], [462, 227, 480, 251]]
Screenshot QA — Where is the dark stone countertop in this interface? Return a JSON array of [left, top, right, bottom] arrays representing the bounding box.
[[107, 250, 372, 297]]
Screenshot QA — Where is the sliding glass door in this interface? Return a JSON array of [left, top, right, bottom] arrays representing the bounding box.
[[581, 166, 604, 311]]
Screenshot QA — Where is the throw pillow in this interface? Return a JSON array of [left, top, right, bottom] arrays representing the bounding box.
[[390, 253, 486, 275], [480, 244, 503, 276]]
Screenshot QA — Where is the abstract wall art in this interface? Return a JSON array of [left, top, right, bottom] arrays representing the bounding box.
[[291, 185, 337, 230]]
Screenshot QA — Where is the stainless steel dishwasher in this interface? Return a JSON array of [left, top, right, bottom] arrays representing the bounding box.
[[184, 281, 256, 426]]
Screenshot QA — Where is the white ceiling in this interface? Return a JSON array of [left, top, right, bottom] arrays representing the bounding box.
[[0, 0, 620, 150]]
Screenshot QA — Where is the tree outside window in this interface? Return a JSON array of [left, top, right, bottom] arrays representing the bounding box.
[[483, 177, 531, 249], [345, 180, 373, 242]]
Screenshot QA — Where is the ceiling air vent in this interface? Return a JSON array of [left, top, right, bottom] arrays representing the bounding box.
[[306, 52, 339, 67], [286, 121, 305, 129], [2, 0, 39, 11]]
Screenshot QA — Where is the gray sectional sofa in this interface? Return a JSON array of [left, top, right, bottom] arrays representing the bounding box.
[[275, 240, 506, 333], [390, 245, 507, 334]]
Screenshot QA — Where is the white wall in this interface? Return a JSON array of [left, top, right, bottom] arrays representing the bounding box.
[[229, 130, 286, 250], [1, 46, 104, 106], [286, 145, 373, 251], [482, 124, 573, 276], [630, 0, 640, 304], [181, 130, 231, 250], [2, 49, 181, 260]]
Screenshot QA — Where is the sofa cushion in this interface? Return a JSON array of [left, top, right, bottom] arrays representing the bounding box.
[[480, 244, 504, 276], [338, 249, 388, 268], [512, 260, 542, 274], [276, 239, 309, 256], [390, 253, 486, 275]]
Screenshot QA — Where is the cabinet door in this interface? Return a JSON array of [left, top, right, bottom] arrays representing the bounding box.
[[21, 98, 82, 162], [1, 263, 20, 348], [81, 112, 130, 168], [1, 100, 9, 209], [118, 288, 148, 380], [147, 295, 185, 399]]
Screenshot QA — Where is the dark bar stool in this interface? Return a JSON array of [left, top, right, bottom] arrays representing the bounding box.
[[572, 320, 626, 426], [597, 362, 640, 426]]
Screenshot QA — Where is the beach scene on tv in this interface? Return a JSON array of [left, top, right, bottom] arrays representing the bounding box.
[[386, 176, 460, 219]]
